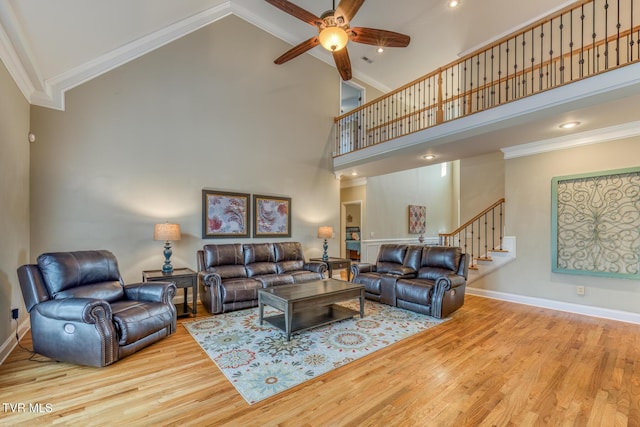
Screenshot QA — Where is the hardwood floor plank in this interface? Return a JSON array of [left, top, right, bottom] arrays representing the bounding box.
[[2, 295, 640, 426]]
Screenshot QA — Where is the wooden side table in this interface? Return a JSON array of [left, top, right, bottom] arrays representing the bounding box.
[[310, 257, 352, 281], [142, 267, 197, 317]]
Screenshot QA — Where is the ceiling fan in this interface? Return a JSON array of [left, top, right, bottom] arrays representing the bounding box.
[[266, 0, 411, 81]]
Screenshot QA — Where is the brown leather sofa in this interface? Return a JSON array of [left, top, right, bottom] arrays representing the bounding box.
[[197, 242, 327, 314], [17, 250, 177, 367], [351, 244, 469, 318]]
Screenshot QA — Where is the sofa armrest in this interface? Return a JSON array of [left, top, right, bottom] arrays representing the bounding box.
[[199, 271, 224, 314], [431, 274, 466, 318], [351, 263, 375, 279], [124, 281, 176, 304], [35, 298, 112, 323], [304, 261, 328, 275]]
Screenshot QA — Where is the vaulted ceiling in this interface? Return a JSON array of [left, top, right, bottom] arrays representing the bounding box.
[[0, 0, 575, 110]]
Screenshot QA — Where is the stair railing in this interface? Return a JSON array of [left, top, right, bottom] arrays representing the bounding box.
[[439, 198, 505, 269]]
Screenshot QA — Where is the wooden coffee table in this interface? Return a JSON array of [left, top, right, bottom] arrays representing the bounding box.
[[258, 279, 365, 341]]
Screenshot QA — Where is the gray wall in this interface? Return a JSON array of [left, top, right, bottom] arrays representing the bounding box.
[[459, 152, 505, 223], [29, 16, 342, 283], [472, 138, 640, 313], [0, 59, 30, 352], [363, 162, 455, 240]]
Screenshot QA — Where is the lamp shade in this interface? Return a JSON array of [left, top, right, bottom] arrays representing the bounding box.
[[319, 26, 348, 52], [317, 226, 333, 239], [153, 223, 181, 241]]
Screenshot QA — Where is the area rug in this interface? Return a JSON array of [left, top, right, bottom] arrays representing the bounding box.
[[183, 300, 446, 404]]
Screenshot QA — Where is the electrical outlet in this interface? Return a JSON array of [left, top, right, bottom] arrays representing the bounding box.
[[11, 308, 19, 320], [576, 286, 585, 296]]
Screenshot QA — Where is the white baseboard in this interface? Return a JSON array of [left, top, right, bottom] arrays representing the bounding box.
[[467, 287, 640, 324], [0, 318, 31, 365]]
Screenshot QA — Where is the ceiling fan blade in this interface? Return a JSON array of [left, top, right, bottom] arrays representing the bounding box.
[[335, 0, 365, 23], [333, 48, 352, 81], [349, 27, 411, 47], [274, 36, 320, 64], [265, 0, 322, 26]]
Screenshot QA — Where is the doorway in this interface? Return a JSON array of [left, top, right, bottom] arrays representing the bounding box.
[[341, 200, 363, 262]]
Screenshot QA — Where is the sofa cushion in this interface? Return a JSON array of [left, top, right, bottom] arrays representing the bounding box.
[[376, 245, 407, 273], [111, 300, 174, 346], [355, 272, 383, 295], [418, 267, 457, 281], [420, 246, 462, 272], [396, 279, 434, 304], [55, 281, 125, 302], [244, 243, 276, 264], [246, 262, 278, 277], [37, 250, 124, 301], [207, 265, 247, 279], [274, 242, 304, 262], [277, 260, 305, 273], [290, 270, 323, 283], [254, 274, 295, 287], [219, 278, 262, 303], [203, 244, 244, 268]]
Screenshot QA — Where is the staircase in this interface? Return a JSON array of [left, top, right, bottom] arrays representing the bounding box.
[[439, 198, 516, 282], [466, 236, 516, 284]]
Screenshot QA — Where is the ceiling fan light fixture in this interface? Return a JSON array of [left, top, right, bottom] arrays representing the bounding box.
[[319, 26, 349, 52]]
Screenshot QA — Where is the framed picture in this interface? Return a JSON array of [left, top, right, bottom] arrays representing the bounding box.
[[202, 190, 250, 238], [551, 166, 640, 279], [253, 194, 291, 238], [408, 205, 426, 234]]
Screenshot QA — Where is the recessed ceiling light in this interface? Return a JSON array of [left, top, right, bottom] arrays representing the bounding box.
[[422, 154, 436, 160], [351, 172, 358, 176], [448, 0, 460, 8], [559, 121, 581, 129], [377, 47, 384, 53]]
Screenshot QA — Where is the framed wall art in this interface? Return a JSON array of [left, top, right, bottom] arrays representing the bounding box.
[[408, 205, 426, 234], [253, 194, 291, 238], [202, 189, 250, 238], [551, 166, 640, 279]]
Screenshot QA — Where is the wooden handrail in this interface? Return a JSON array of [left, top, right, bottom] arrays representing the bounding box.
[[439, 198, 505, 239]]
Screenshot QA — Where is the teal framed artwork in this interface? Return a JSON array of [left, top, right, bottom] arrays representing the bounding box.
[[551, 166, 640, 279]]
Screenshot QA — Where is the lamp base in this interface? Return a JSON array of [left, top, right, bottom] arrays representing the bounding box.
[[162, 241, 173, 274], [322, 239, 329, 261]]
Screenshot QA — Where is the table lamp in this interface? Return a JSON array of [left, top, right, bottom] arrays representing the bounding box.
[[317, 226, 333, 262], [153, 222, 181, 273]]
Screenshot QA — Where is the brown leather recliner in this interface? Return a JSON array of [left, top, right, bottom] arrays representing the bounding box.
[[17, 250, 177, 367], [350, 244, 421, 305], [351, 244, 469, 318]]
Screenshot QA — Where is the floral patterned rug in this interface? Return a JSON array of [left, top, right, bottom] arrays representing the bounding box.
[[183, 300, 447, 404]]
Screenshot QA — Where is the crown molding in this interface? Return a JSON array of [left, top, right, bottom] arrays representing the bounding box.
[[0, 2, 233, 111], [502, 120, 640, 159], [0, 6, 35, 102], [1, 0, 389, 111]]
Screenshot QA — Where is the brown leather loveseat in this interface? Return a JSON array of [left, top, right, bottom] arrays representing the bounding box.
[[351, 244, 469, 318], [197, 242, 327, 314]]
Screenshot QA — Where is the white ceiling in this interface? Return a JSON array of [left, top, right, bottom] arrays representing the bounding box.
[[0, 0, 576, 109], [3, 0, 638, 182]]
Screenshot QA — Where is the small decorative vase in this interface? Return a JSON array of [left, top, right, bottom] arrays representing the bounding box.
[[418, 234, 425, 244]]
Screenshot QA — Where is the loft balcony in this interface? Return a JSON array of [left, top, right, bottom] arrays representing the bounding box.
[[332, 0, 640, 178]]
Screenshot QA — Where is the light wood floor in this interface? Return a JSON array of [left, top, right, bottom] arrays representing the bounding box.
[[2, 294, 640, 426]]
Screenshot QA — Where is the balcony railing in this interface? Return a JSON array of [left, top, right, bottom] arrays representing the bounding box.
[[334, 0, 640, 156]]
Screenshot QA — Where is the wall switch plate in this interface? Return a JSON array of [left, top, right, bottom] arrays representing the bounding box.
[[576, 286, 585, 296]]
